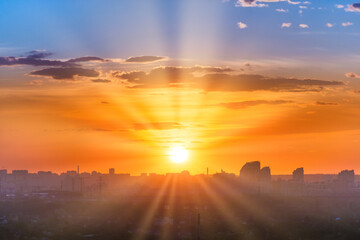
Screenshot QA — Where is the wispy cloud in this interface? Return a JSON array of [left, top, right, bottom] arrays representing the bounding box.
[[281, 22, 292, 28], [219, 100, 294, 109], [342, 22, 353, 27], [235, 0, 300, 8], [125, 56, 166, 63], [299, 24, 309, 28]]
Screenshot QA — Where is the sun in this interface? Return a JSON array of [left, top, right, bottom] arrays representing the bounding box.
[[168, 146, 189, 163]]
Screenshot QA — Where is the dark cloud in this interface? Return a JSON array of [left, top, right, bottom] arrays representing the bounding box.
[[0, 51, 108, 67], [219, 100, 294, 109], [26, 50, 53, 59], [29, 67, 99, 80], [115, 66, 344, 92], [353, 3, 360, 9], [67, 56, 109, 63], [315, 101, 338, 106], [91, 79, 111, 83], [113, 71, 147, 83], [132, 122, 183, 130], [0, 56, 76, 67], [198, 74, 343, 92], [125, 56, 166, 63]]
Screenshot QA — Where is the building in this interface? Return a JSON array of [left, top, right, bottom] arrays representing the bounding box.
[[259, 167, 271, 182], [109, 168, 115, 175], [240, 161, 260, 181], [292, 168, 304, 182]]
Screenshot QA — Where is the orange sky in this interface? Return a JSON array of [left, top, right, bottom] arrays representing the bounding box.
[[1, 1, 360, 175], [1, 62, 360, 175]]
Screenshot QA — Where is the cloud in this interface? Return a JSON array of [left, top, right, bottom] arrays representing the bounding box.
[[190, 66, 233, 73], [326, 23, 334, 28], [132, 122, 183, 130], [299, 24, 309, 28], [125, 56, 166, 63], [237, 22, 248, 29], [235, 0, 300, 8], [0, 56, 76, 67], [345, 3, 360, 12], [342, 22, 353, 27], [112, 66, 233, 84], [26, 50, 53, 59], [67, 56, 109, 63], [219, 100, 294, 109], [29, 67, 99, 80], [115, 66, 344, 92], [198, 74, 342, 92], [91, 79, 111, 83], [276, 8, 288, 12], [315, 101, 338, 106], [281, 22, 292, 28], [345, 72, 360, 78], [0, 51, 112, 68], [335, 4, 344, 8]]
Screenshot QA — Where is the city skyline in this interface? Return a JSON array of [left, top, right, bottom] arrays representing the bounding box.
[[1, 0, 360, 175]]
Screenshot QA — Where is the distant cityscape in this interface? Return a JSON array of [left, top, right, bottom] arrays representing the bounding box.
[[0, 161, 358, 198], [0, 162, 360, 239]]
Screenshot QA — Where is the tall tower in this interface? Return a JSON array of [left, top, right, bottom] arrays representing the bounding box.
[[77, 165, 80, 175]]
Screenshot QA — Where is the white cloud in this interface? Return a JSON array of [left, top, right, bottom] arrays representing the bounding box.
[[299, 24, 309, 28], [237, 22, 248, 29], [342, 22, 353, 27], [276, 8, 288, 12], [326, 23, 334, 28], [235, 0, 300, 8], [281, 22, 292, 28], [335, 4, 344, 8]]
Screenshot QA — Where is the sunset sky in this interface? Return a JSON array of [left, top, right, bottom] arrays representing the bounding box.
[[1, 0, 360, 175]]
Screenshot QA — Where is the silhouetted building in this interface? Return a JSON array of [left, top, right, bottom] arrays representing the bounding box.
[[338, 170, 354, 184], [0, 169, 7, 176], [109, 168, 115, 175], [12, 170, 28, 193], [240, 161, 260, 181], [259, 167, 271, 182], [293, 168, 304, 182]]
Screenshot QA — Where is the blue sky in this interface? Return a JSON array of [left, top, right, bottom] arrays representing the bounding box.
[[1, 0, 359, 62]]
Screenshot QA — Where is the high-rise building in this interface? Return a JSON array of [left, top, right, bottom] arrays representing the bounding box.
[[337, 170, 354, 184], [240, 161, 260, 181], [109, 168, 115, 175], [259, 167, 271, 182], [292, 168, 304, 182]]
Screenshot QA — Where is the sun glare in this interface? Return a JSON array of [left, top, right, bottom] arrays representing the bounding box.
[[168, 146, 189, 163]]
